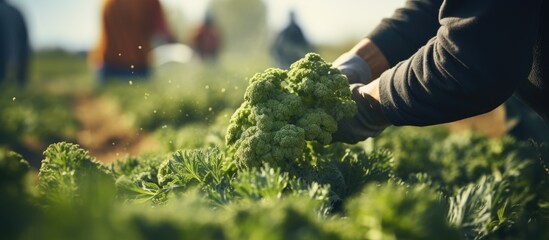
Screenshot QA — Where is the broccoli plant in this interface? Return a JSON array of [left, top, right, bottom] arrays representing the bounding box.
[[225, 53, 356, 170], [38, 142, 114, 205]]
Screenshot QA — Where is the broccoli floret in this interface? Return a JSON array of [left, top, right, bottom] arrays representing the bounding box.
[[233, 126, 273, 166], [296, 109, 337, 144], [226, 102, 252, 145], [226, 53, 357, 169], [287, 54, 355, 123], [244, 68, 286, 104], [271, 124, 306, 163]]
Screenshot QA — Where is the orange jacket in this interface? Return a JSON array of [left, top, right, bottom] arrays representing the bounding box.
[[90, 0, 169, 69]]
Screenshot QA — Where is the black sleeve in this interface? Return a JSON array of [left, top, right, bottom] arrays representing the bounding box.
[[368, 0, 442, 67], [378, 0, 542, 126]]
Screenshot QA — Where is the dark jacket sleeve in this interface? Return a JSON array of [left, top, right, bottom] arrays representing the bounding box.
[[378, 0, 542, 126], [368, 0, 442, 67]]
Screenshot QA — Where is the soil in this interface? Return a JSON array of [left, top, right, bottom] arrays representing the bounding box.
[[72, 94, 159, 163]]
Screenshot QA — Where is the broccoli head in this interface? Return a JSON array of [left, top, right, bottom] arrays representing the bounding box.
[[226, 53, 356, 169]]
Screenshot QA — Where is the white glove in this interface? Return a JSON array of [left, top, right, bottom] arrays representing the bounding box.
[[332, 52, 372, 84]]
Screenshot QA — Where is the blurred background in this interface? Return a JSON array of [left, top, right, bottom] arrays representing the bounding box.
[[12, 0, 404, 52]]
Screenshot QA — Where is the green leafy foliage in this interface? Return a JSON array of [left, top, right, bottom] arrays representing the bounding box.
[[0, 88, 77, 165], [229, 164, 331, 206], [0, 148, 31, 198], [310, 144, 394, 204], [344, 182, 459, 240], [3, 128, 549, 240], [112, 154, 168, 203], [223, 196, 341, 240], [113, 146, 331, 208], [448, 177, 523, 239], [375, 127, 549, 239], [0, 149, 34, 239], [0, 90, 76, 143], [376, 127, 543, 193], [100, 68, 247, 132]]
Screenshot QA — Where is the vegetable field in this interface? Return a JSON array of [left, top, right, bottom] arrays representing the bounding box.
[[1, 50, 548, 240]]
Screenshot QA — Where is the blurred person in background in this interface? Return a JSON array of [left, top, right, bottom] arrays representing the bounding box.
[[89, 0, 174, 83], [0, 0, 30, 87], [271, 10, 314, 69], [331, 0, 549, 144], [191, 13, 221, 63]]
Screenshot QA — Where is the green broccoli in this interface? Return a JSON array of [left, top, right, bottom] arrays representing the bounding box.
[[226, 53, 356, 169], [38, 142, 114, 205]]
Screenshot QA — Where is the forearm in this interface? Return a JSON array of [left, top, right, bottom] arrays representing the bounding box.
[[379, 0, 541, 126], [334, 0, 541, 143], [339, 0, 441, 83], [348, 38, 389, 79]]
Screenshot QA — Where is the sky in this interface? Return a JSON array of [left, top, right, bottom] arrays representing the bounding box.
[[8, 0, 405, 51]]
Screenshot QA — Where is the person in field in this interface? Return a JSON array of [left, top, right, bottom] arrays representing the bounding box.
[[0, 0, 30, 87], [89, 0, 173, 82], [271, 11, 315, 69], [332, 0, 549, 144], [191, 13, 221, 63]]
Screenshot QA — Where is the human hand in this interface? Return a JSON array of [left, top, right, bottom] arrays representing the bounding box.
[[332, 82, 390, 144], [332, 52, 372, 84]]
